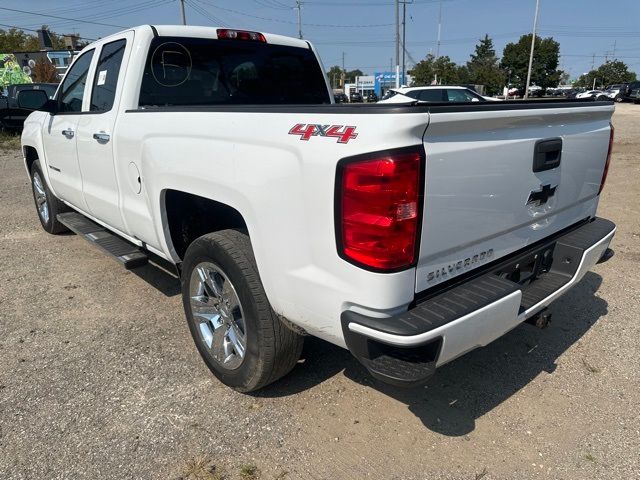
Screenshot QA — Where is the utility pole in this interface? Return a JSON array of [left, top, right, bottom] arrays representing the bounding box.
[[612, 40, 616, 58], [180, 0, 186, 25], [395, 0, 400, 87], [436, 0, 442, 59], [591, 53, 595, 71], [402, 1, 407, 86], [295, 1, 303, 39], [341, 52, 346, 88], [396, 0, 413, 87], [524, 0, 540, 100]]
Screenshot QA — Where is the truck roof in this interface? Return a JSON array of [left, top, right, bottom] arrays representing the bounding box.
[[93, 25, 310, 50]]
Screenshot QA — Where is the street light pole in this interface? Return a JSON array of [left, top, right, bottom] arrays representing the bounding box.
[[524, 0, 540, 100], [402, 1, 406, 86], [395, 0, 400, 88], [180, 0, 187, 25], [296, 0, 303, 39], [436, 0, 442, 59]]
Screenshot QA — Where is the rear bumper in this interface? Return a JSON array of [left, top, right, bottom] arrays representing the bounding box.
[[341, 217, 616, 387]]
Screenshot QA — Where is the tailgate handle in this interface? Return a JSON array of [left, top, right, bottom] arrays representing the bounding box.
[[533, 138, 562, 172]]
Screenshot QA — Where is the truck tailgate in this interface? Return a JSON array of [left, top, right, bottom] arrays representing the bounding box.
[[415, 103, 614, 293]]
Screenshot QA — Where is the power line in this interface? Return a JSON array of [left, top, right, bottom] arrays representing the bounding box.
[[25, 1, 173, 30], [0, 6, 127, 28], [188, 0, 229, 26], [252, 0, 290, 10], [195, 0, 393, 28]]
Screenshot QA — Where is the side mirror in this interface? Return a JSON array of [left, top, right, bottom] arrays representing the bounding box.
[[17, 89, 57, 114]]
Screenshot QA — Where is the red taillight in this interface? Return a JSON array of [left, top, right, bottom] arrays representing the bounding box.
[[337, 147, 423, 271], [599, 123, 614, 194], [216, 29, 266, 43]]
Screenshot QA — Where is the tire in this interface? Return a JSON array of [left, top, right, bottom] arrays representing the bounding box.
[[614, 95, 623, 103], [181, 229, 304, 392], [29, 159, 70, 234]]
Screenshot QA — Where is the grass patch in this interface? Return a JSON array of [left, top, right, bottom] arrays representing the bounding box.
[[0, 130, 21, 151], [584, 453, 597, 463], [239, 464, 259, 479], [177, 455, 224, 480]]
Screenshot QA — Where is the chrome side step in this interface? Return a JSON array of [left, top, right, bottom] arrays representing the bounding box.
[[57, 212, 148, 269]]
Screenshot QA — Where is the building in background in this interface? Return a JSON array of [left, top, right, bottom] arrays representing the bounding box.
[[343, 76, 375, 99], [374, 72, 413, 97]]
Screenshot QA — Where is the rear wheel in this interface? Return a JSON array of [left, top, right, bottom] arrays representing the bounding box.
[[181, 229, 304, 392], [30, 160, 70, 234]]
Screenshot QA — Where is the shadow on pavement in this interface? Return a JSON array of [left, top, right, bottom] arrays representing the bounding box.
[[130, 254, 181, 297], [258, 272, 608, 436]]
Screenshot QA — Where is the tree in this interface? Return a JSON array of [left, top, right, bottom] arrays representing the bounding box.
[[32, 57, 59, 83], [409, 54, 464, 86], [0, 26, 66, 52], [326, 65, 343, 88], [325, 66, 365, 88], [466, 34, 505, 95], [500, 34, 561, 89], [575, 60, 637, 89], [0, 28, 37, 51], [345, 69, 364, 83]]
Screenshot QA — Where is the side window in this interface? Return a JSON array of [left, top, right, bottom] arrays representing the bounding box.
[[446, 89, 478, 102], [419, 89, 445, 102], [90, 39, 126, 112], [59, 50, 94, 113], [404, 90, 421, 100]]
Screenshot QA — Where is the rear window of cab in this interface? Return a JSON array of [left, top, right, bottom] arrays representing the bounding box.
[[139, 36, 330, 107]]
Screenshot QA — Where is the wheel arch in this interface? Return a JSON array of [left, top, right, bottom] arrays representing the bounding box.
[[161, 189, 249, 261], [23, 145, 40, 174]]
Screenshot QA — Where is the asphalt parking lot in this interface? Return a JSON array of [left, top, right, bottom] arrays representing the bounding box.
[[1, 103, 639, 480]]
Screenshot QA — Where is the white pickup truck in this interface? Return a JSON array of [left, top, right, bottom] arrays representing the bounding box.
[[20, 26, 616, 392]]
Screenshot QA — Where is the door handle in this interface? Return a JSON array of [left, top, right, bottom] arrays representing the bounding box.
[[61, 129, 74, 138], [93, 132, 110, 143]]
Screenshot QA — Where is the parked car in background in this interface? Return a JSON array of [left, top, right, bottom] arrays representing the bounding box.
[[528, 85, 544, 97], [333, 92, 349, 104], [0, 83, 58, 130], [366, 92, 378, 103], [378, 86, 493, 104], [349, 92, 363, 103], [576, 90, 607, 100], [507, 87, 522, 97], [617, 82, 640, 102], [602, 87, 624, 102]]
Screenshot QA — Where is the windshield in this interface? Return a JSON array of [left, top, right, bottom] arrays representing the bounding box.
[[139, 37, 330, 106]]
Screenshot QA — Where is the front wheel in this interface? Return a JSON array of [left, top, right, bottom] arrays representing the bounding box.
[[181, 229, 304, 392], [30, 160, 70, 234]]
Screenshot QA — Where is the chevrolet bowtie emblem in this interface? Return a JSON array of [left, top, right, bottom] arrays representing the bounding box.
[[527, 184, 557, 206]]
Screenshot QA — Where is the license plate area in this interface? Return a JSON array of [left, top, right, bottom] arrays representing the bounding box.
[[493, 243, 557, 287]]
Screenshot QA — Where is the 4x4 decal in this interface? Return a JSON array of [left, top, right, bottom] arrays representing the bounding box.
[[289, 124, 358, 144]]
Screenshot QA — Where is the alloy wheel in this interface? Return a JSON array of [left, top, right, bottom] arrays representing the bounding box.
[[189, 262, 247, 370]]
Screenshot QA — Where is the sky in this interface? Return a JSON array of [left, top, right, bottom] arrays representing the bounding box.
[[2, 0, 640, 80]]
